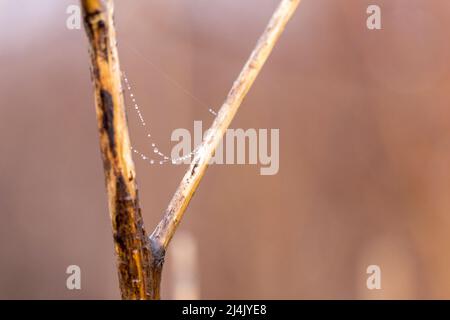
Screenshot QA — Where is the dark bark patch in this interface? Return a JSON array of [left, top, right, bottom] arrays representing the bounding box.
[[100, 89, 116, 157], [84, 9, 102, 20], [191, 163, 199, 176], [96, 19, 109, 60], [82, 9, 102, 46]]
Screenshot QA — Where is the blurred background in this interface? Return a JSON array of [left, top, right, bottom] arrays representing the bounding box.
[[1, 0, 450, 299]]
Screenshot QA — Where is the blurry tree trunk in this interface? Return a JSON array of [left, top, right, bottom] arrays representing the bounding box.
[[81, 0, 300, 299]]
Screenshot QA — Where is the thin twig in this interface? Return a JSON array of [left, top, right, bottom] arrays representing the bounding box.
[[151, 0, 300, 251], [81, 0, 159, 299]]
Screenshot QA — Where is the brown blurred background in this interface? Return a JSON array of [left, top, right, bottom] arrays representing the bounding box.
[[1, 0, 450, 299]]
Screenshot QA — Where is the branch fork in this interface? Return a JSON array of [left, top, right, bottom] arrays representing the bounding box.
[[81, 0, 300, 299]]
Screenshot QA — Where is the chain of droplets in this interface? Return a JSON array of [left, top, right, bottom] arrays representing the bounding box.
[[123, 72, 217, 165]]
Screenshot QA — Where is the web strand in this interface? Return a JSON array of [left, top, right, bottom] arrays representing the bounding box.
[[123, 72, 210, 165]]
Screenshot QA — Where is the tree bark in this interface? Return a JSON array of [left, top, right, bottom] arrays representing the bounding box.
[[81, 0, 160, 299]]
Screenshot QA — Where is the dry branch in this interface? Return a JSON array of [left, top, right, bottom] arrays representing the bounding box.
[[81, 0, 159, 299], [150, 0, 300, 282]]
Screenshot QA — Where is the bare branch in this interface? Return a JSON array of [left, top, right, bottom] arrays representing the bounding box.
[[82, 0, 299, 300], [81, 0, 158, 299], [151, 0, 301, 251]]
